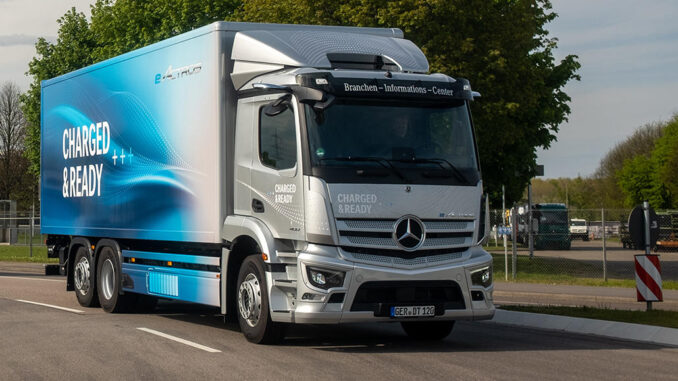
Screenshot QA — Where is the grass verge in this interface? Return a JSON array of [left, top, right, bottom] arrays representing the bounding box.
[[491, 253, 678, 290], [0, 245, 56, 263], [501, 305, 678, 329]]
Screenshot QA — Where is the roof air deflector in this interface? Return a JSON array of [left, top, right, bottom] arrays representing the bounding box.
[[326, 53, 401, 71]]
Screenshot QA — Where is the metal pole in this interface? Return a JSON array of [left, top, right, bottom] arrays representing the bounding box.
[[528, 182, 534, 258], [512, 207, 517, 280], [503, 185, 508, 281], [485, 194, 490, 246], [643, 201, 651, 255], [30, 185, 34, 258], [643, 201, 652, 311], [602, 208, 607, 281]]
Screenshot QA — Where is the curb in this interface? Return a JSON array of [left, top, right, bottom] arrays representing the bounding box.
[[489, 309, 678, 347]]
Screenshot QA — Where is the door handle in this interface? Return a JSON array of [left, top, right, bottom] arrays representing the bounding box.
[[252, 199, 265, 213]]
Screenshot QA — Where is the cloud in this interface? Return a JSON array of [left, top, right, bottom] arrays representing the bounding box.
[[0, 34, 41, 46]]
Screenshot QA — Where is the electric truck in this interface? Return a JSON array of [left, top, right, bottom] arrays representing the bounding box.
[[41, 21, 494, 343]]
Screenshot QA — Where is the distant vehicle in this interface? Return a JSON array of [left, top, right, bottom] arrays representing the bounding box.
[[516, 203, 570, 250], [656, 211, 678, 252], [569, 218, 589, 241], [620, 224, 637, 249]]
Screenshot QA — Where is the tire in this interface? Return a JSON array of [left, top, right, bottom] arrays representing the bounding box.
[[236, 255, 285, 344], [96, 246, 134, 313], [401, 321, 455, 340], [73, 246, 98, 307]]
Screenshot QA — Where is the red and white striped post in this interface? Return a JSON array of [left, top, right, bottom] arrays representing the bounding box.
[[635, 254, 662, 311]]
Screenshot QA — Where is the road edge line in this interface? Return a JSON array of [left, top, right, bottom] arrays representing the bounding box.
[[488, 309, 678, 347]]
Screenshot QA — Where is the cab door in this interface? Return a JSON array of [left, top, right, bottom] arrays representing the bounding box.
[[246, 94, 305, 240]]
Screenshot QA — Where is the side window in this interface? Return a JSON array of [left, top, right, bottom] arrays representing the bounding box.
[[259, 105, 297, 170]]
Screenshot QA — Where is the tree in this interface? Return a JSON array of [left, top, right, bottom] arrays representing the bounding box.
[[89, 0, 240, 62], [22, 1, 241, 178], [237, 0, 581, 205], [22, 7, 96, 178], [24, 0, 580, 206], [616, 115, 678, 209], [652, 115, 678, 207], [596, 121, 665, 179], [0, 82, 26, 201]]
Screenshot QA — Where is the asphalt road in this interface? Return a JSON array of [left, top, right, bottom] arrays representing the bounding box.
[[1, 273, 677, 380]]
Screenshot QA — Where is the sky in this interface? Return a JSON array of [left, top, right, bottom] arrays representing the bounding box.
[[538, 0, 678, 178], [1, 0, 677, 179]]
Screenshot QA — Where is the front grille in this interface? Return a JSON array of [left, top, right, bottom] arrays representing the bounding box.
[[350, 280, 465, 315], [341, 247, 465, 267], [336, 218, 475, 255]]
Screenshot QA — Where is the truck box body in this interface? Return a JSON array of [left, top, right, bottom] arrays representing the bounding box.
[[41, 28, 224, 243]]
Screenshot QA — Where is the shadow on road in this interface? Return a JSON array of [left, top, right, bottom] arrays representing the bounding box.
[[151, 299, 667, 352], [0, 271, 57, 278]]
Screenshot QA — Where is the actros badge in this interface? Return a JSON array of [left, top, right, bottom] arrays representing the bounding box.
[[155, 62, 202, 84]]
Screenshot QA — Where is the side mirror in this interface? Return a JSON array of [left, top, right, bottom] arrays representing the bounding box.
[[264, 95, 292, 116]]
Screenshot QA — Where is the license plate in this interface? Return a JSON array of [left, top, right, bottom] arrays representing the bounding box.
[[390, 305, 435, 318]]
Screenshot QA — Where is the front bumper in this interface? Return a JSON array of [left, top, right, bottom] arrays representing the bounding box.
[[270, 245, 494, 324]]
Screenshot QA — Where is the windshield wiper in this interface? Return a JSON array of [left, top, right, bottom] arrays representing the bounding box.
[[319, 156, 409, 182], [394, 157, 471, 185]]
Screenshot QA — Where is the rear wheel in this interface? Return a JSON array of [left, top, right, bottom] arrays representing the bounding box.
[[236, 255, 285, 344], [401, 321, 455, 340], [73, 246, 98, 307], [97, 246, 135, 313]]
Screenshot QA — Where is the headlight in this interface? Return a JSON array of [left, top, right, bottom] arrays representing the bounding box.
[[306, 266, 345, 290], [471, 266, 492, 288]]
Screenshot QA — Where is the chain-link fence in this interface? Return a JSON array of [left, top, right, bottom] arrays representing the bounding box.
[[486, 208, 678, 283], [0, 211, 45, 246]]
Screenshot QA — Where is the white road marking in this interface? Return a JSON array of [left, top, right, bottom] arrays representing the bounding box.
[[0, 275, 65, 283], [137, 327, 222, 353], [15, 299, 84, 314]]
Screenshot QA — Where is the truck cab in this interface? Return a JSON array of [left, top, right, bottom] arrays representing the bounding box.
[[227, 28, 494, 341]]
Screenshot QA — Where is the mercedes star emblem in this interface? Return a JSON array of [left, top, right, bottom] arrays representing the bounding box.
[[393, 215, 426, 251]]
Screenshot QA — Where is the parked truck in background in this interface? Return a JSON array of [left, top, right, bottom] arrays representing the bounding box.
[[516, 203, 570, 250], [41, 22, 493, 343]]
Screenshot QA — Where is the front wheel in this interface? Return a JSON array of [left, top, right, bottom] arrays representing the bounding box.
[[236, 255, 285, 344], [401, 321, 455, 340]]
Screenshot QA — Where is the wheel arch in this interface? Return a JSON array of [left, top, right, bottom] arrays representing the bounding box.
[[226, 235, 262, 319]]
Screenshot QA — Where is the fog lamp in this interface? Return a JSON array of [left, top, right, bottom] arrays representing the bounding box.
[[471, 266, 492, 288], [306, 267, 345, 290]]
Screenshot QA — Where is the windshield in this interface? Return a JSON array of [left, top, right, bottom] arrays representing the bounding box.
[[571, 220, 586, 226], [538, 211, 568, 225], [304, 100, 479, 185]]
